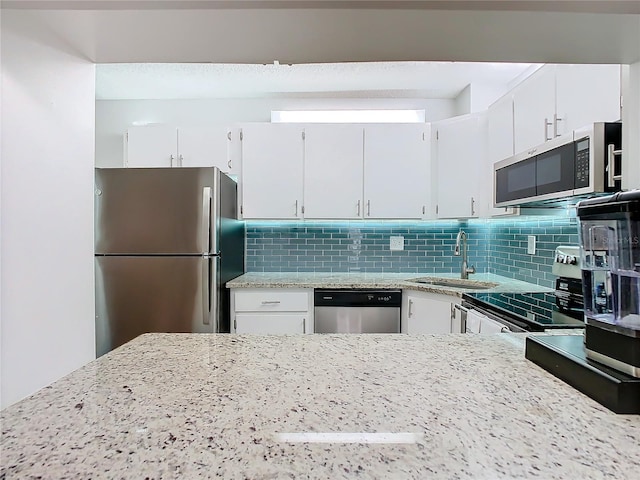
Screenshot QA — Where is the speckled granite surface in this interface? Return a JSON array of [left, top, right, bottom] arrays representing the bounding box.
[[227, 272, 551, 297], [2, 333, 639, 479]]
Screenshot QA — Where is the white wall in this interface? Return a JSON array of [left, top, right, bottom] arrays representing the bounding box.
[[454, 85, 472, 116], [622, 61, 640, 190], [95, 97, 456, 168], [0, 12, 96, 408], [469, 83, 513, 113]]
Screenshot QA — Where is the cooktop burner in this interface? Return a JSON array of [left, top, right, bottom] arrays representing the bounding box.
[[463, 292, 586, 331]]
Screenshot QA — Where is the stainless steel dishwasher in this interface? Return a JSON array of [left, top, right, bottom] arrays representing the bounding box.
[[314, 289, 402, 333]]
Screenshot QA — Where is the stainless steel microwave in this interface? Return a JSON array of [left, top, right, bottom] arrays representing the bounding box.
[[494, 122, 622, 207]]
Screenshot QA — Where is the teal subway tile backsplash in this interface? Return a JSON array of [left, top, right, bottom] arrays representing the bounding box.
[[246, 220, 489, 274], [487, 214, 579, 288], [245, 213, 579, 288]]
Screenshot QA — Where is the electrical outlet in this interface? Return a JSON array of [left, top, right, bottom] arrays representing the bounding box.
[[390, 236, 404, 251], [527, 235, 536, 255]]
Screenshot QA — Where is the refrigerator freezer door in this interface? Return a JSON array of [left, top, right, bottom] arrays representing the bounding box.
[[95, 256, 217, 356], [95, 167, 218, 255]]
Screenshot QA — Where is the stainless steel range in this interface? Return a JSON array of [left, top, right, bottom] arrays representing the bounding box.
[[461, 245, 586, 332]]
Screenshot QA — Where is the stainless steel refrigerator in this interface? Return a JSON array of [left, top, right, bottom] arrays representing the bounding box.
[[94, 167, 245, 356]]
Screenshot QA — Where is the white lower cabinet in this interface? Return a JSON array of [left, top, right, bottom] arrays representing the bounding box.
[[234, 314, 307, 334], [230, 288, 313, 334], [401, 290, 460, 334]]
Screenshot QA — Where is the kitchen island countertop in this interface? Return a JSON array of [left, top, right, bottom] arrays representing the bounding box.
[[1, 333, 639, 479], [226, 271, 551, 296]]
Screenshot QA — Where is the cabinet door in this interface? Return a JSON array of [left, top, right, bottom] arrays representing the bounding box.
[[513, 65, 556, 153], [403, 293, 453, 334], [555, 64, 621, 136], [126, 124, 177, 167], [234, 314, 306, 334], [434, 114, 485, 219], [487, 95, 518, 217], [178, 125, 231, 172], [488, 94, 515, 164], [364, 124, 430, 219], [240, 124, 304, 219], [303, 125, 364, 219]]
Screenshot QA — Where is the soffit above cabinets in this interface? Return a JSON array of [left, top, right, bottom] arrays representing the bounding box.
[[95, 62, 538, 100], [2, 8, 639, 65]]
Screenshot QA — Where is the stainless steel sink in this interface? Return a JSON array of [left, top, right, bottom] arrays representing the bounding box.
[[407, 277, 499, 290]]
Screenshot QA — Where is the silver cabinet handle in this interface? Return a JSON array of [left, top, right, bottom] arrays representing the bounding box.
[[227, 159, 232, 170], [367, 200, 371, 217], [544, 117, 553, 141], [607, 143, 623, 188], [170, 154, 175, 167], [408, 299, 413, 318], [303, 319, 306, 334], [294, 200, 298, 217], [261, 300, 281, 305], [356, 200, 361, 216], [553, 113, 562, 137], [471, 197, 475, 216], [422, 205, 426, 215], [178, 154, 184, 167]]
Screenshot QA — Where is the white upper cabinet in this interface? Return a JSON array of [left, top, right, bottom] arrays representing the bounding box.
[[554, 64, 621, 135], [488, 93, 515, 164], [363, 124, 430, 219], [487, 94, 518, 216], [513, 64, 621, 154], [177, 125, 233, 172], [240, 123, 304, 220], [303, 125, 364, 219], [513, 66, 557, 154], [239, 123, 431, 220], [433, 113, 486, 219], [126, 124, 178, 167], [126, 124, 237, 174]]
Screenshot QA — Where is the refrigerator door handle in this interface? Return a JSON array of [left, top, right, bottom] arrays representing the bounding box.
[[210, 257, 219, 331], [202, 186, 212, 254], [202, 257, 211, 326]]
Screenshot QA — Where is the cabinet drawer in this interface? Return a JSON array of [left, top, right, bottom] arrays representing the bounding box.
[[234, 314, 306, 334], [234, 290, 310, 312]]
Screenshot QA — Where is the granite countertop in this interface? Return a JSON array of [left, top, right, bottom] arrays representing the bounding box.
[[227, 272, 552, 296], [2, 333, 638, 479]]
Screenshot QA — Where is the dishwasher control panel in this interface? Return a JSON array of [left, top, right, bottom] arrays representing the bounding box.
[[314, 289, 402, 307]]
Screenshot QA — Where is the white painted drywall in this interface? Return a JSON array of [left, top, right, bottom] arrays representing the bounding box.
[[5, 8, 638, 64], [0, 12, 96, 408], [469, 84, 513, 113], [622, 61, 640, 191], [95, 97, 456, 168], [454, 85, 472, 117], [0, 5, 3, 407]]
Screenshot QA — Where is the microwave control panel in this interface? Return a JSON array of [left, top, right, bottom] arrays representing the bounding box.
[[575, 138, 590, 188]]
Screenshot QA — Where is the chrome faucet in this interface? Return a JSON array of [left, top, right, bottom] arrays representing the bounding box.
[[454, 229, 476, 280]]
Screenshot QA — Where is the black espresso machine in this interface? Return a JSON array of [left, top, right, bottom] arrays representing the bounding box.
[[577, 190, 640, 378]]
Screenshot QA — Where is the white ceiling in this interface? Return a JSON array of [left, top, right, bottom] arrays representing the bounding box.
[[95, 61, 539, 100]]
